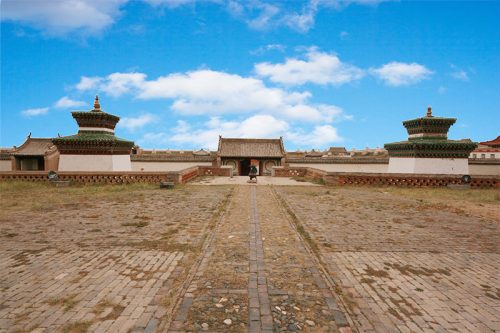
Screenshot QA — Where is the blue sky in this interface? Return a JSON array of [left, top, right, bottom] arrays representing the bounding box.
[[1, 0, 499, 151]]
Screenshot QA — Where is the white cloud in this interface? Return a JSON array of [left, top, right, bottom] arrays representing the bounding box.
[[255, 48, 364, 86], [118, 114, 156, 131], [282, 1, 318, 33], [450, 69, 469, 81], [250, 44, 286, 56], [0, 0, 127, 36], [227, 0, 390, 33], [142, 0, 196, 7], [370, 62, 433, 86], [75, 69, 349, 123], [76, 76, 103, 91], [168, 115, 289, 149], [150, 115, 343, 150], [54, 96, 86, 109], [288, 124, 343, 148], [339, 31, 349, 39], [21, 107, 49, 117], [76, 73, 147, 96], [102, 73, 148, 97], [247, 2, 281, 30], [2, 0, 391, 37]]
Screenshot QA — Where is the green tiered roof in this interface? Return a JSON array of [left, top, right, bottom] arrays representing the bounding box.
[[384, 107, 477, 158], [52, 96, 134, 155]]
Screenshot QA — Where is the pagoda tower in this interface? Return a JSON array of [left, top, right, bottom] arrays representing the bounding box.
[[384, 107, 477, 174], [52, 96, 134, 171]]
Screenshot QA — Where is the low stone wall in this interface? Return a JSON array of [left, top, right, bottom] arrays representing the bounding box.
[[272, 166, 327, 184], [0, 166, 234, 185], [0, 171, 182, 185], [198, 166, 232, 177], [272, 166, 308, 177], [324, 173, 499, 188], [272, 167, 498, 188]]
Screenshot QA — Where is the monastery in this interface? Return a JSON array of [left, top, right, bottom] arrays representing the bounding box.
[[1, 97, 499, 177]]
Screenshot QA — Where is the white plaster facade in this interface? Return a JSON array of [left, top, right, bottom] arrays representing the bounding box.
[[131, 161, 212, 172], [58, 155, 131, 171], [289, 163, 388, 173], [469, 163, 500, 176], [0, 160, 12, 171], [388, 158, 469, 174]]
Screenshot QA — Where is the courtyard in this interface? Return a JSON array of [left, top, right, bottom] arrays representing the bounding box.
[[0, 181, 498, 333]]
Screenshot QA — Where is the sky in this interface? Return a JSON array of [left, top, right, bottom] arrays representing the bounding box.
[[1, 0, 499, 151]]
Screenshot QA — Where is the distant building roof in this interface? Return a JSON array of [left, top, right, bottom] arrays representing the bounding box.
[[480, 136, 500, 147], [218, 137, 285, 158], [305, 149, 324, 157], [11, 137, 57, 156], [328, 147, 348, 154], [0, 148, 13, 160]]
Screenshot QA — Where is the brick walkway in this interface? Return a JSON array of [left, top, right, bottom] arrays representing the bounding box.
[[166, 186, 351, 332], [0, 249, 182, 332]]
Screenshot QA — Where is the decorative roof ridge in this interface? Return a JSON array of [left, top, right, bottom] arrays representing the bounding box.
[[220, 137, 283, 143], [480, 136, 500, 146]]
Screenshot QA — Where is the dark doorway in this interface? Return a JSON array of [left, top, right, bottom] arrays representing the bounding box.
[[16, 157, 45, 171], [239, 159, 251, 176]]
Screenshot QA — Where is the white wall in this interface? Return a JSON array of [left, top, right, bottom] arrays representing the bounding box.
[[469, 163, 500, 176], [0, 160, 12, 171], [131, 161, 212, 172], [289, 163, 388, 173], [470, 152, 500, 159], [59, 154, 132, 171], [388, 158, 469, 174]]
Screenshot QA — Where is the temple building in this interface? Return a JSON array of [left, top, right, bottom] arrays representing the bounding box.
[[52, 96, 135, 171], [385, 107, 477, 174], [470, 136, 500, 159], [216, 137, 286, 175], [9, 136, 59, 171]]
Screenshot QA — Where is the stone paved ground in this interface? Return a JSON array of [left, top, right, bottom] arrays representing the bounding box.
[[189, 176, 320, 186], [275, 186, 500, 333], [0, 183, 233, 332], [1, 182, 498, 332]]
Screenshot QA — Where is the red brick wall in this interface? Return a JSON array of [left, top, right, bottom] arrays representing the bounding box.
[[0, 171, 180, 184], [273, 167, 308, 177], [324, 173, 499, 188], [197, 166, 232, 177]]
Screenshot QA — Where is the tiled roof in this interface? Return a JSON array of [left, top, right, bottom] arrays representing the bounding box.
[[218, 137, 285, 158], [328, 147, 348, 154], [480, 136, 500, 147], [11, 138, 56, 156]]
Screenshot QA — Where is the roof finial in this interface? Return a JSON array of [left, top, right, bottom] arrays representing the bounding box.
[[426, 106, 433, 117], [93, 95, 101, 111]]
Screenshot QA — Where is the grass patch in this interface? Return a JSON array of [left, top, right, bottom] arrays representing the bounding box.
[[385, 262, 451, 277], [61, 321, 92, 333], [364, 265, 390, 278], [381, 186, 500, 204], [92, 300, 125, 320], [0, 181, 158, 215], [121, 221, 149, 228], [45, 294, 78, 311], [360, 277, 376, 284]]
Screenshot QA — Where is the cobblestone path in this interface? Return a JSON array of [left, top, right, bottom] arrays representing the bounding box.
[[167, 186, 352, 332]]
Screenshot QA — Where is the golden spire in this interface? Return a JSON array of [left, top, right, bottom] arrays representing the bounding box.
[[426, 106, 433, 117], [93, 95, 101, 111]]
